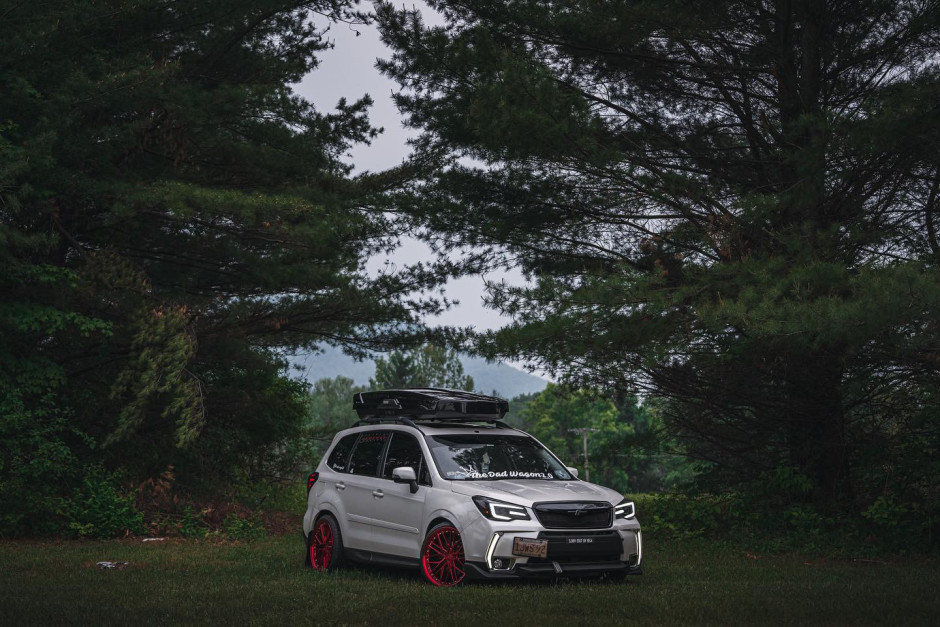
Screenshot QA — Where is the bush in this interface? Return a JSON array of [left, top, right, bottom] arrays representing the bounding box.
[[176, 506, 209, 538], [635, 478, 937, 556], [62, 467, 143, 538], [0, 396, 86, 536], [233, 480, 307, 517], [222, 512, 266, 541], [635, 492, 742, 540]]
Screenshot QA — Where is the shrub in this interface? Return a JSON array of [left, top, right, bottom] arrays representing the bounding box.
[[234, 480, 307, 517], [635, 492, 742, 540], [62, 467, 144, 538], [635, 478, 937, 556], [177, 506, 208, 538], [222, 512, 266, 541], [0, 396, 86, 536]]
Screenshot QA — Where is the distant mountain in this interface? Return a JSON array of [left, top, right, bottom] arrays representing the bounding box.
[[287, 345, 549, 400], [459, 355, 549, 398], [289, 347, 375, 386]]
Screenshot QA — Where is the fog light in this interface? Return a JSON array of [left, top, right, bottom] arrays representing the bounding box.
[[493, 558, 505, 569], [485, 532, 503, 570]]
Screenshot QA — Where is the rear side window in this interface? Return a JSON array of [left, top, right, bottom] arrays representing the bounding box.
[[326, 434, 358, 472], [382, 433, 431, 486], [347, 431, 389, 476]]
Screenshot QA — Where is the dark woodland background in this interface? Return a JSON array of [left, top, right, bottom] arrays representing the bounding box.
[[2, 0, 939, 553]]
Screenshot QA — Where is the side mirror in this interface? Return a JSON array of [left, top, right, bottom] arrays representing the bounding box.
[[392, 466, 419, 494], [566, 466, 579, 479]]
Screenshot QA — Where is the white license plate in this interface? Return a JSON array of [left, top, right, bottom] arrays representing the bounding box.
[[512, 537, 548, 558]]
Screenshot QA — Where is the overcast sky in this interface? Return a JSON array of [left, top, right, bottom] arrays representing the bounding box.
[[293, 6, 527, 335]]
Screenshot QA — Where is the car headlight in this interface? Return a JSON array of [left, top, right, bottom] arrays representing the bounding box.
[[472, 496, 531, 521], [615, 499, 636, 520]]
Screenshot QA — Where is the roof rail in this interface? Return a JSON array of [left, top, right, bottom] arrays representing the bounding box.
[[413, 419, 516, 430], [353, 388, 509, 421], [353, 415, 418, 428]]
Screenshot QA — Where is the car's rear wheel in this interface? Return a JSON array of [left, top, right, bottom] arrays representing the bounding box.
[[420, 523, 466, 586], [307, 515, 344, 571]]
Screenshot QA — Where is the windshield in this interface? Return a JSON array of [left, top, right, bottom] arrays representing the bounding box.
[[426, 434, 573, 481]]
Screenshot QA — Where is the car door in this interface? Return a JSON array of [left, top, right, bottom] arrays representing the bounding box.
[[341, 430, 390, 552], [371, 431, 431, 558]]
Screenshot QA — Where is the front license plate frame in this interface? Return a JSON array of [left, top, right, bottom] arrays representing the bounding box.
[[512, 537, 548, 558]]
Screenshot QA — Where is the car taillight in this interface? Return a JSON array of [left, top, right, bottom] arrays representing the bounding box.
[[307, 472, 319, 494]]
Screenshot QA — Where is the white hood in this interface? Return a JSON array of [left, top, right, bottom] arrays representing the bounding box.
[[450, 479, 621, 506]]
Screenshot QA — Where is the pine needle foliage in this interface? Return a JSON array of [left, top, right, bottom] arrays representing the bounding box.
[[0, 1, 448, 531], [377, 0, 940, 511]]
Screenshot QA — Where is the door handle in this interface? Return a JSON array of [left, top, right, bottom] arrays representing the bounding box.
[[372, 489, 384, 498], [336, 482, 345, 490]]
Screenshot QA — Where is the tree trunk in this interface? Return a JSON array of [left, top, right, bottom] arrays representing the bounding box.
[[786, 356, 852, 509]]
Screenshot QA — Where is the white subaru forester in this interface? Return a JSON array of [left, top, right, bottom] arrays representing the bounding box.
[[303, 389, 642, 586]]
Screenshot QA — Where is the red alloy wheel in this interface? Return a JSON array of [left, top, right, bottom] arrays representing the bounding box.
[[309, 518, 334, 571], [421, 524, 466, 586]]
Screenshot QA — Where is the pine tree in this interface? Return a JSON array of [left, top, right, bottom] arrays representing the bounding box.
[[373, 351, 423, 388], [0, 0, 446, 524], [377, 1, 940, 508], [371, 344, 474, 390]]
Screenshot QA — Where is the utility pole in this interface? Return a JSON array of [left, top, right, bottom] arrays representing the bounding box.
[[567, 428, 598, 482]]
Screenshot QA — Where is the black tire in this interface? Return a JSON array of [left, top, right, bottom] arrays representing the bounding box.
[[306, 514, 345, 571]]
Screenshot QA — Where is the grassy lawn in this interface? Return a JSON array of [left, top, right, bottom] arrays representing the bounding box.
[[2, 533, 938, 626]]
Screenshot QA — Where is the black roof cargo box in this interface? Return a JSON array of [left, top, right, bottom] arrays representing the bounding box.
[[353, 388, 509, 421]]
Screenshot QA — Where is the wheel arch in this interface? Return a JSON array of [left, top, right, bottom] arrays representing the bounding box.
[[425, 516, 456, 536], [305, 503, 340, 538]]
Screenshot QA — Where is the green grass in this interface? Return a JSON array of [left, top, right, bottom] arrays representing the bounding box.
[[2, 534, 938, 626]]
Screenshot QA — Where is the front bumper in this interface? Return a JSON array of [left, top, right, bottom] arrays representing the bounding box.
[[462, 525, 643, 580]]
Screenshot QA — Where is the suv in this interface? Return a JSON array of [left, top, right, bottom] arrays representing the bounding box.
[[303, 388, 642, 586]]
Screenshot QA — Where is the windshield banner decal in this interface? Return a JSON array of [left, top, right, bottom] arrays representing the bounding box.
[[463, 470, 556, 480]]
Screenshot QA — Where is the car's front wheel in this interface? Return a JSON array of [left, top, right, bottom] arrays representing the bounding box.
[[420, 523, 466, 586], [307, 515, 344, 571]]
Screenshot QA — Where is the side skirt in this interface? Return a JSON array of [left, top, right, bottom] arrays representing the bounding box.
[[344, 548, 420, 569]]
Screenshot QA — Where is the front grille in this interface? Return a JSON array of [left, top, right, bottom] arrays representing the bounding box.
[[527, 530, 623, 563], [533, 501, 612, 529]]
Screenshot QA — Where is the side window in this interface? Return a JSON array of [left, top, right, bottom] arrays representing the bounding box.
[[326, 434, 358, 472], [382, 433, 431, 486], [347, 431, 390, 477]]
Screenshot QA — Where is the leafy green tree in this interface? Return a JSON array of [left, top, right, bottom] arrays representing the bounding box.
[[0, 1, 446, 531], [377, 0, 940, 510], [611, 394, 700, 493], [521, 385, 622, 486], [502, 391, 540, 428], [520, 385, 690, 493], [371, 344, 474, 390], [306, 376, 366, 460]]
